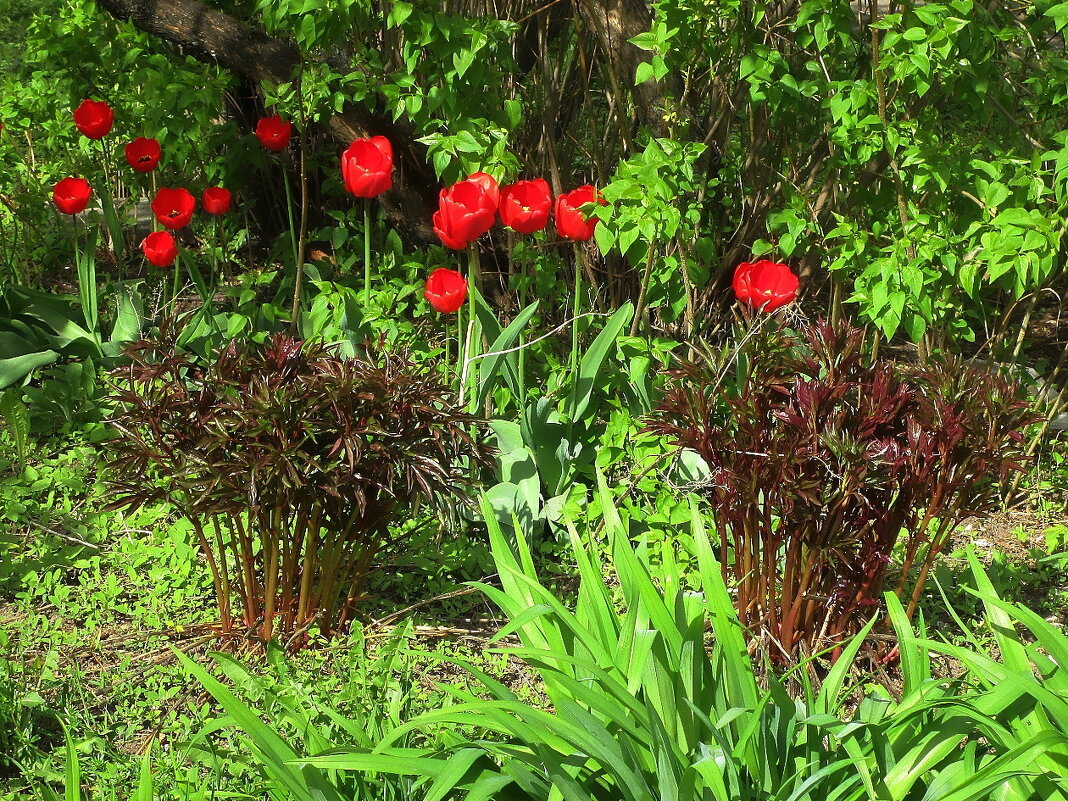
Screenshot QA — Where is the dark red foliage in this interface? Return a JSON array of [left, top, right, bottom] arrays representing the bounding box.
[[105, 332, 488, 648], [646, 319, 1040, 661]]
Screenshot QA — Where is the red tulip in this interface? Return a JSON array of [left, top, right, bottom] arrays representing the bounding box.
[[151, 187, 196, 230], [141, 230, 178, 267], [124, 137, 161, 173], [466, 172, 500, 209], [202, 187, 232, 216], [424, 267, 468, 313], [341, 136, 393, 198], [499, 179, 552, 234], [432, 179, 497, 249], [554, 185, 606, 241], [732, 259, 800, 312], [73, 99, 113, 140], [255, 114, 292, 152], [52, 177, 92, 215]]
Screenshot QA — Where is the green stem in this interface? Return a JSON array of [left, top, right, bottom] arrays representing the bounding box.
[[282, 166, 299, 266], [283, 162, 307, 333], [72, 218, 84, 325], [72, 217, 98, 336], [629, 237, 658, 338], [444, 314, 451, 387], [467, 245, 481, 413], [172, 249, 181, 303], [568, 246, 582, 417], [457, 298, 468, 405], [364, 199, 372, 300], [515, 233, 527, 407], [212, 216, 221, 285], [97, 137, 123, 271]]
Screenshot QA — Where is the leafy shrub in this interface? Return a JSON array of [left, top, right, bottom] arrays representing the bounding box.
[[646, 318, 1040, 660], [105, 331, 488, 647], [0, 287, 99, 389]]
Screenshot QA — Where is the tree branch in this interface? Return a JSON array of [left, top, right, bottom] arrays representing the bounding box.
[[95, 0, 438, 245]]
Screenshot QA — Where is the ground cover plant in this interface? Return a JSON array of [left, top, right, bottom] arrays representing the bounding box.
[[3, 0, 1068, 799]]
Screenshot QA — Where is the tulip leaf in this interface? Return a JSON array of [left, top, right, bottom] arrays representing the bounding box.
[[569, 302, 632, 428], [473, 291, 538, 410]]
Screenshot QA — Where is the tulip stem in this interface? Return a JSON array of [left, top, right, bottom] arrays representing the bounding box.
[[456, 302, 465, 400], [466, 245, 481, 414], [458, 311, 475, 408], [444, 316, 451, 386], [511, 231, 527, 407], [364, 199, 372, 301], [150, 172, 159, 232], [96, 137, 123, 270], [214, 217, 224, 287], [172, 250, 181, 303], [569, 245, 582, 410]]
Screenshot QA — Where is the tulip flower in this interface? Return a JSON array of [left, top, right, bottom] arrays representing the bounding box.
[[73, 99, 113, 140], [466, 172, 500, 210], [499, 179, 552, 234], [732, 259, 800, 312], [124, 137, 161, 173], [341, 136, 393, 198], [141, 230, 178, 267], [255, 114, 292, 152], [52, 177, 92, 215], [424, 268, 468, 313], [151, 187, 196, 230], [433, 179, 497, 249], [554, 185, 605, 241], [202, 187, 232, 216]]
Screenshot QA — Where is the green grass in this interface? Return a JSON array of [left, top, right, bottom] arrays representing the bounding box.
[[0, 432, 526, 799]]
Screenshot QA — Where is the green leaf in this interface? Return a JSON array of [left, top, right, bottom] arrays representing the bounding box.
[[1043, 0, 1068, 31], [476, 299, 539, 412], [135, 743, 154, 801], [901, 313, 927, 342], [177, 649, 344, 801], [0, 388, 30, 468], [569, 303, 633, 426]]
